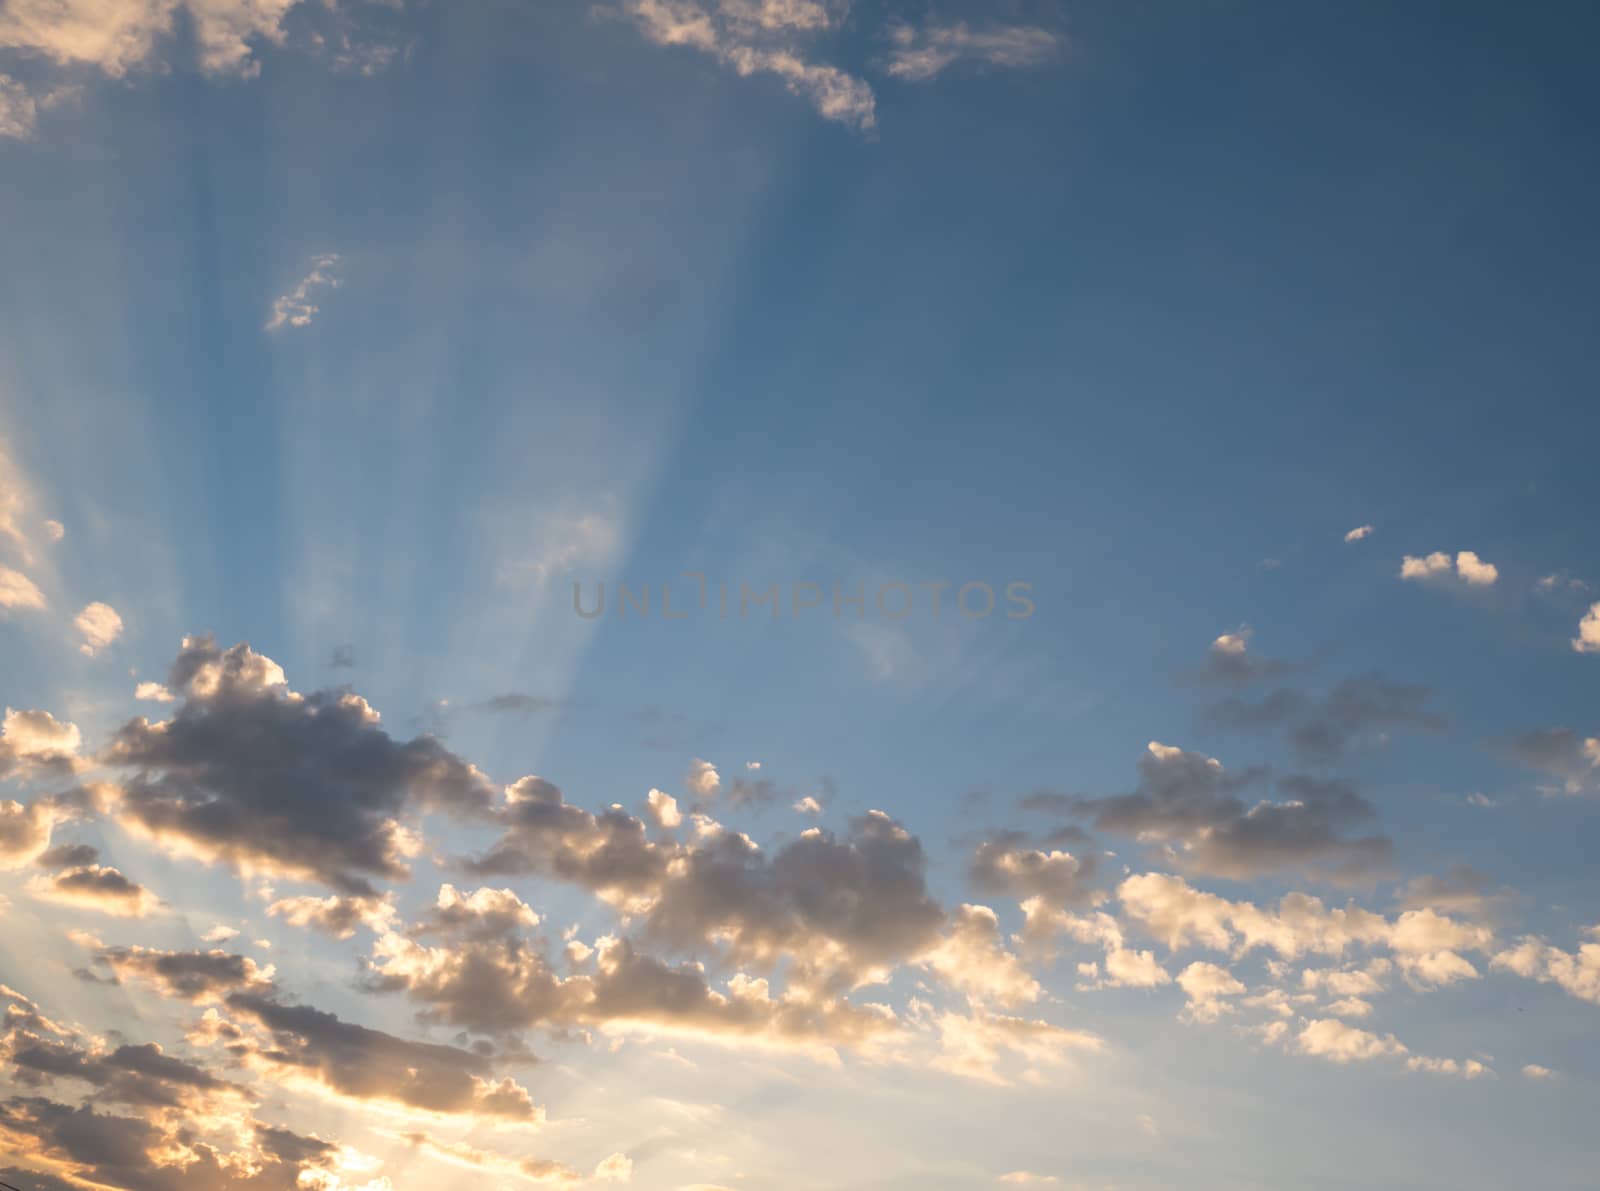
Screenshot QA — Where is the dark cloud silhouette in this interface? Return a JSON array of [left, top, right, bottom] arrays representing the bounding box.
[[1206, 673, 1445, 765], [102, 636, 497, 894]]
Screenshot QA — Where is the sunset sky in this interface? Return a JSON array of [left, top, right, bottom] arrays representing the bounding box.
[[2, 2, 1599, 1188]]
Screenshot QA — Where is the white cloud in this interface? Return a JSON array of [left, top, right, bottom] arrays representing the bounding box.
[[886, 21, 1059, 81], [686, 757, 721, 799], [0, 0, 301, 78], [1399, 550, 1498, 587], [1295, 1018, 1406, 1063], [1344, 524, 1374, 543], [1521, 1063, 1556, 1080], [74, 600, 123, 655], [623, 0, 875, 131], [266, 252, 341, 331], [43, 518, 64, 541], [135, 681, 176, 702], [1572, 603, 1600, 654], [0, 565, 46, 612]]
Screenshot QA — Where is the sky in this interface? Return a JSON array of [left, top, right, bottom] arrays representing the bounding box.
[[1, 1, 1599, 1188]]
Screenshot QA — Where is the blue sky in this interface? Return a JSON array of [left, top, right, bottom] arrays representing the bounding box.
[[1, 2, 1599, 1188]]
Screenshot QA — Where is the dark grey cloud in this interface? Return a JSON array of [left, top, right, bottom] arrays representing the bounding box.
[[967, 830, 1102, 907], [1048, 744, 1392, 883], [102, 636, 497, 894], [221, 992, 540, 1120], [1206, 673, 1445, 765], [1494, 726, 1599, 794], [34, 843, 99, 869]]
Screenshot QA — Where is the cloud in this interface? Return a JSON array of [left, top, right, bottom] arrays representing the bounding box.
[[1399, 550, 1499, 587], [622, 0, 876, 131], [685, 757, 721, 799], [1110, 873, 1492, 991], [1344, 525, 1374, 543], [102, 636, 496, 894], [265, 253, 341, 331], [0, 0, 305, 78], [0, 565, 46, 612], [1176, 960, 1246, 1023], [0, 69, 75, 138], [1522, 1063, 1557, 1080], [967, 831, 1102, 908], [26, 864, 158, 917], [0, 707, 82, 780], [267, 893, 396, 939], [1065, 742, 1392, 881], [1495, 727, 1600, 795], [74, 601, 123, 656], [1188, 626, 1294, 686], [1573, 603, 1600, 654], [1295, 1017, 1406, 1063], [885, 21, 1060, 81], [1206, 672, 1444, 765], [1491, 931, 1600, 1006]]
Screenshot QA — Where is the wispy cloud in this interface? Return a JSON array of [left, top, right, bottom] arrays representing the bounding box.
[[265, 252, 341, 331], [885, 20, 1060, 82], [623, 0, 876, 131]]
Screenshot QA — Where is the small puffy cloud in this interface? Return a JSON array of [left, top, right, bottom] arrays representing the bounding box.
[[1176, 961, 1246, 1023], [0, 565, 46, 612], [792, 795, 823, 815], [43, 518, 64, 541], [27, 864, 158, 917], [886, 21, 1059, 81], [74, 601, 123, 655], [134, 681, 175, 703], [1344, 525, 1374, 543], [1572, 603, 1600, 654], [686, 757, 721, 799], [1522, 1063, 1556, 1080], [1406, 1055, 1493, 1079], [1399, 550, 1498, 587], [646, 788, 683, 829], [266, 252, 341, 331], [1295, 1018, 1406, 1063]]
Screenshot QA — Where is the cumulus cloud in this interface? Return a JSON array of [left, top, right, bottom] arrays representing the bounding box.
[[1491, 931, 1600, 1006], [967, 830, 1102, 908], [1064, 742, 1392, 881], [73, 601, 123, 656], [265, 252, 341, 331], [102, 636, 496, 894], [885, 20, 1059, 81], [1399, 550, 1499, 587], [1344, 525, 1374, 543], [26, 863, 157, 917], [1573, 602, 1600, 654], [622, 0, 876, 131], [0, 707, 82, 780]]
